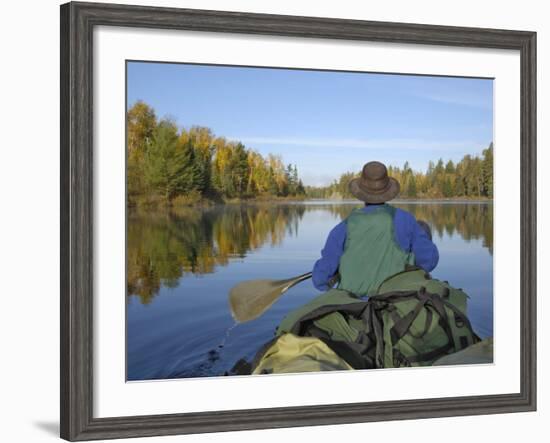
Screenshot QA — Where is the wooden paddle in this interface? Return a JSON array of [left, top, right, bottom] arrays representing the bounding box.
[[228, 272, 313, 323]]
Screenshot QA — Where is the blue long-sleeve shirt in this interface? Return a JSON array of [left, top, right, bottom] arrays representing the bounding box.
[[312, 205, 439, 291]]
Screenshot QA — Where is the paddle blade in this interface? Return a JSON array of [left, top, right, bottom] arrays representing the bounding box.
[[229, 273, 312, 323]]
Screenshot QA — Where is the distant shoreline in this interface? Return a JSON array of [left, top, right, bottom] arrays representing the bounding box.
[[128, 195, 493, 210], [319, 197, 493, 204]]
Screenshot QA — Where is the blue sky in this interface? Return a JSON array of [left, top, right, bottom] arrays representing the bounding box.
[[127, 61, 493, 187]]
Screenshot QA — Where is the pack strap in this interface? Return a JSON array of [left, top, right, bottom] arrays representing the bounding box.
[[388, 288, 431, 343], [361, 303, 385, 368], [401, 342, 454, 364], [288, 302, 370, 336], [375, 266, 426, 293], [317, 337, 374, 370], [424, 291, 457, 349], [428, 292, 479, 350], [306, 322, 376, 370], [368, 289, 424, 303], [440, 298, 479, 346], [409, 307, 433, 339]]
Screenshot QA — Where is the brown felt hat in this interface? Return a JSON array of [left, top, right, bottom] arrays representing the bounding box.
[[348, 161, 400, 203]]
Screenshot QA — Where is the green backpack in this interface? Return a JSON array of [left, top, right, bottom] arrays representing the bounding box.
[[251, 268, 480, 372]]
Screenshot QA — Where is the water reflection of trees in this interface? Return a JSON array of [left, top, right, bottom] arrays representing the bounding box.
[[397, 203, 493, 255], [127, 202, 492, 304], [127, 204, 306, 304], [321, 202, 493, 254]]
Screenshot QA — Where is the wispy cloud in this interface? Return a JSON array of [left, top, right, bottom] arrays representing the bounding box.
[[412, 91, 493, 110], [227, 136, 488, 152]]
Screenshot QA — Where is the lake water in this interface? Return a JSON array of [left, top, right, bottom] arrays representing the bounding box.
[[127, 201, 493, 380]]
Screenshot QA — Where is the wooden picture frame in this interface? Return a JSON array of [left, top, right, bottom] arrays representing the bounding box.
[[60, 1, 536, 440]]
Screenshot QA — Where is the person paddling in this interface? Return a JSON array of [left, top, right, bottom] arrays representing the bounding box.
[[313, 161, 439, 296]]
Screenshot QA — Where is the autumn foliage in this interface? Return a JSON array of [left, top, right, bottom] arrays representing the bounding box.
[[306, 146, 493, 200], [127, 101, 305, 206]]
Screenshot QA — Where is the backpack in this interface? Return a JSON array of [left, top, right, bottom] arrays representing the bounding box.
[[250, 333, 354, 375], [247, 269, 480, 373]]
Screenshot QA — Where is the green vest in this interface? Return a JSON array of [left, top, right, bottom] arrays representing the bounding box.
[[338, 204, 414, 296]]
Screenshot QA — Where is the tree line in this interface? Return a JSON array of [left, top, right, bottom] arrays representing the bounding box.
[[306, 144, 493, 200], [128, 101, 306, 206]]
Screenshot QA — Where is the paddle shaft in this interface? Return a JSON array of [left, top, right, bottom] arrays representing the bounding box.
[[281, 272, 313, 292]]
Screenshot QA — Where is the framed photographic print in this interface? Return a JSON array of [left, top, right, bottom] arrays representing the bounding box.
[[60, 1, 537, 441]]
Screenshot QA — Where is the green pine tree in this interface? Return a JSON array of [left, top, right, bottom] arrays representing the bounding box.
[[407, 175, 417, 197], [144, 120, 198, 202], [482, 143, 493, 197]]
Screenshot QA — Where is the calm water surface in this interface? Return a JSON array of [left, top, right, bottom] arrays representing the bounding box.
[[127, 201, 493, 380]]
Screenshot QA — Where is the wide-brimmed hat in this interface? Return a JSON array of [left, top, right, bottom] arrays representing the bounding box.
[[348, 161, 400, 203]]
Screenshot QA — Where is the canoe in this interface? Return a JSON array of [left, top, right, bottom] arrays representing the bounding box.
[[433, 338, 493, 366]]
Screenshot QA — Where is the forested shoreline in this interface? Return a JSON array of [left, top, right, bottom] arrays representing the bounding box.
[[127, 100, 493, 206], [128, 101, 306, 207], [306, 144, 493, 200]]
